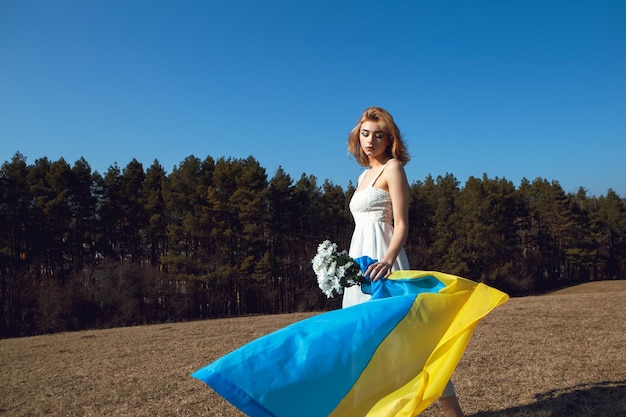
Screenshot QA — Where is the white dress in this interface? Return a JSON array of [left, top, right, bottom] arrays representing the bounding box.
[[342, 160, 410, 308], [341, 160, 458, 398]]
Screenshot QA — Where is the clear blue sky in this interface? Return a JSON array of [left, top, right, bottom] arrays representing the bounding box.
[[1, 0, 625, 197]]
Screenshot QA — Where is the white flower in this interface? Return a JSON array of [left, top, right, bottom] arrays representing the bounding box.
[[311, 240, 365, 298]]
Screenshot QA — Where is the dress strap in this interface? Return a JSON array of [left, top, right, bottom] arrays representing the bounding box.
[[369, 159, 392, 187]]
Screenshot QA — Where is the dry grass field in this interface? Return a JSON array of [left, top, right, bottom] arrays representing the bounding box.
[[1, 280, 625, 417]]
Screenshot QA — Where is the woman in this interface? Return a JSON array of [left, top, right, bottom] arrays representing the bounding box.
[[345, 106, 465, 417]]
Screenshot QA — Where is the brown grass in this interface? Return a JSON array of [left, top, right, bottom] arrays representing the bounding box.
[[1, 281, 625, 417]]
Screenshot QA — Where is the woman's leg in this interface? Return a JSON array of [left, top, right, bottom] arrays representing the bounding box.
[[439, 394, 465, 417], [439, 381, 464, 417]]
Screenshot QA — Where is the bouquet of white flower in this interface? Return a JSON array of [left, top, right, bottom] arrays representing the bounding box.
[[311, 240, 370, 298]]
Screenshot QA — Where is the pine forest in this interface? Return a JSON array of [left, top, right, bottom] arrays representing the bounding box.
[[1, 152, 625, 337]]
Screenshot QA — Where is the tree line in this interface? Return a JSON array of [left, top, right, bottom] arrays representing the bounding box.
[[1, 152, 624, 337]]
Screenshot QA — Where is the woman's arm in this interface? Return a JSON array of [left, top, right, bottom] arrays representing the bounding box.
[[366, 159, 410, 280]]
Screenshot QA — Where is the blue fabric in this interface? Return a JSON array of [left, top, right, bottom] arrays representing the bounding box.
[[355, 255, 445, 298], [354, 256, 377, 295], [368, 277, 447, 300], [192, 294, 422, 417], [191, 270, 447, 417], [353, 255, 377, 276]]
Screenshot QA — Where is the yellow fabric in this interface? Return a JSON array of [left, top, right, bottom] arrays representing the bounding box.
[[329, 271, 508, 417]]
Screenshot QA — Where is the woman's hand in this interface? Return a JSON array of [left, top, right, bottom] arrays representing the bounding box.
[[365, 261, 392, 281]]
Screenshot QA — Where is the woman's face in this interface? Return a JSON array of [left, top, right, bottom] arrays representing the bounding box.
[[359, 120, 390, 161]]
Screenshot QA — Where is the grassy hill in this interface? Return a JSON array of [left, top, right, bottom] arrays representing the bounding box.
[[1, 281, 625, 417]]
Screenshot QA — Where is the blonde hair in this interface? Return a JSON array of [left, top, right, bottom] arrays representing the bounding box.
[[347, 107, 410, 166]]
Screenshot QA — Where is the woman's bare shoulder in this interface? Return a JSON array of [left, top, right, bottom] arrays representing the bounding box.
[[386, 158, 407, 175]]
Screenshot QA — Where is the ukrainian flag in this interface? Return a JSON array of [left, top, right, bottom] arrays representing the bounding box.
[[192, 271, 508, 417]]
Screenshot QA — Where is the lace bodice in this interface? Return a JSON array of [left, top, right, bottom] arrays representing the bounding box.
[[349, 161, 394, 225], [350, 187, 393, 225]]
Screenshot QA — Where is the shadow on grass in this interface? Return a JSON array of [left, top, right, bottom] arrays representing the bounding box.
[[469, 380, 626, 417]]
